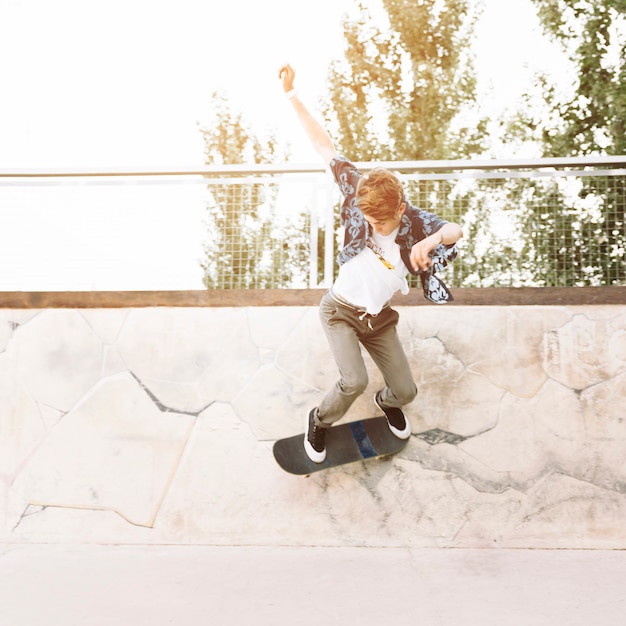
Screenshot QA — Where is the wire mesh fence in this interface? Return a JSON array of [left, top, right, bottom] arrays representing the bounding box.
[[201, 159, 626, 290], [1, 158, 624, 291]]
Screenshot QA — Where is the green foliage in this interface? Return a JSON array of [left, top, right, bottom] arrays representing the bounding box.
[[529, 0, 626, 156], [323, 0, 487, 161], [196, 2, 625, 290], [440, 1, 626, 288], [199, 92, 309, 289], [322, 0, 489, 286], [517, 1, 626, 285]]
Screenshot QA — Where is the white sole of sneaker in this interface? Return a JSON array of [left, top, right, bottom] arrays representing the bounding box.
[[304, 437, 326, 463], [304, 410, 326, 463], [374, 393, 411, 439]]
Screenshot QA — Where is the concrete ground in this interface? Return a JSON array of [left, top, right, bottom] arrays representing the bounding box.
[[1, 544, 625, 626]]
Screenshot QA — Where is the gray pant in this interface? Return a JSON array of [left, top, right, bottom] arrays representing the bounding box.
[[317, 290, 418, 426]]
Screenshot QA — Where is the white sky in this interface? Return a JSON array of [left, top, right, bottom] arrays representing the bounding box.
[[0, 0, 567, 169], [0, 0, 569, 290], [0, 0, 352, 168]]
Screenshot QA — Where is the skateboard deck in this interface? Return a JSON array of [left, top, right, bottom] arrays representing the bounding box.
[[273, 415, 408, 475]]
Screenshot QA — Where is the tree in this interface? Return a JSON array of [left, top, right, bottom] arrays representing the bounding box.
[[517, 0, 626, 285], [530, 0, 626, 156], [323, 0, 486, 161], [322, 0, 488, 287], [199, 93, 310, 289]]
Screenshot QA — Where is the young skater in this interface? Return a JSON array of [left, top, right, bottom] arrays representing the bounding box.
[[279, 64, 463, 462]]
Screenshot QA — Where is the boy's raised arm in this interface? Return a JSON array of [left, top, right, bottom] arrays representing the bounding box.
[[279, 64, 338, 166]]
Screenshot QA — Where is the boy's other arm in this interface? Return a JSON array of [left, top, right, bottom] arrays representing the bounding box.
[[410, 222, 464, 273], [279, 64, 337, 166]]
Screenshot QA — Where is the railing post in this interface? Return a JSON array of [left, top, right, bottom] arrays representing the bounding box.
[[323, 171, 336, 288], [308, 177, 318, 289]]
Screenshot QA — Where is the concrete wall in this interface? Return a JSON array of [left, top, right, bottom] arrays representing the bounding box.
[[1, 303, 625, 548]]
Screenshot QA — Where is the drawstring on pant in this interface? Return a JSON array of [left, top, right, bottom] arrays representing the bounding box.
[[330, 289, 385, 332], [359, 311, 374, 330]]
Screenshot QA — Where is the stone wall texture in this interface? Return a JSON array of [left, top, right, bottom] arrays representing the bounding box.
[[1, 303, 625, 548]]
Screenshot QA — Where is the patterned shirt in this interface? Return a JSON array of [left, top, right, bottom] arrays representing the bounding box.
[[330, 156, 458, 304]]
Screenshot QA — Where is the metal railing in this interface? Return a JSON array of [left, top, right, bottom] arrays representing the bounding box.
[[1, 157, 625, 291]]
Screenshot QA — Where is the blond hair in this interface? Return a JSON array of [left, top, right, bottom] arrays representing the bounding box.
[[356, 169, 404, 220]]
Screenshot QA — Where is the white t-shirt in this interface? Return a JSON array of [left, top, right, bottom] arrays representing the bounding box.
[[333, 226, 409, 315]]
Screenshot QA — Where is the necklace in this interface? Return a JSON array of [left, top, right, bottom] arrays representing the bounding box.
[[366, 239, 395, 270]]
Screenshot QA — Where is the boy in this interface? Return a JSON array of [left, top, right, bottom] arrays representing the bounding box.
[[279, 64, 463, 463]]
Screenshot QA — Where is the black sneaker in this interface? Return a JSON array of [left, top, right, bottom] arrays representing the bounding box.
[[375, 392, 411, 439], [304, 408, 327, 463]]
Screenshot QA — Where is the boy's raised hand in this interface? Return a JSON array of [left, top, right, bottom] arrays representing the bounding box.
[[279, 63, 296, 93]]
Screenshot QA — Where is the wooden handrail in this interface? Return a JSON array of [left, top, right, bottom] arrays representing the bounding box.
[[1, 287, 624, 308]]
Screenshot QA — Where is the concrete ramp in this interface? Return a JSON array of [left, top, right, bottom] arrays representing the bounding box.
[[2, 303, 626, 548]]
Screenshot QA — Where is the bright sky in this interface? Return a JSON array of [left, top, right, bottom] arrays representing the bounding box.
[[0, 0, 568, 290], [0, 0, 353, 168], [0, 0, 567, 169]]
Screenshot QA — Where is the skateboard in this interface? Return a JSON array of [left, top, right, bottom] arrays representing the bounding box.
[[273, 415, 409, 475]]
